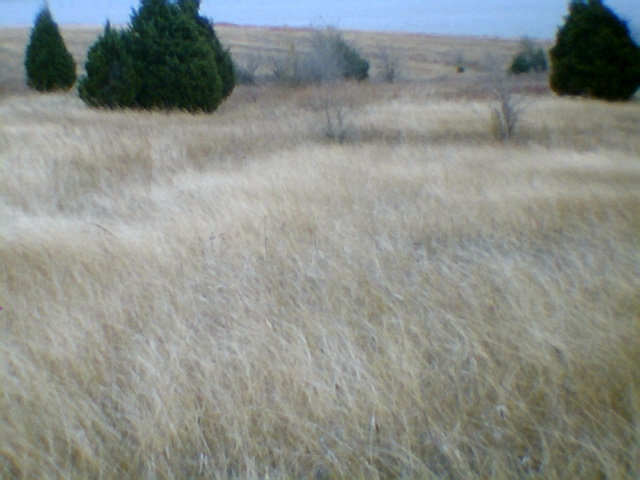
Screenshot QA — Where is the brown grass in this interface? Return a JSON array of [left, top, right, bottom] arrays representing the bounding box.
[[1, 25, 639, 479]]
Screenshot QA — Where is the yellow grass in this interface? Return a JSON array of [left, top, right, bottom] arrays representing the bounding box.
[[1, 25, 639, 479]]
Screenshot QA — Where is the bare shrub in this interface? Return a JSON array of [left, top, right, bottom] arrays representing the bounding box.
[[313, 28, 369, 82], [377, 46, 400, 83], [234, 53, 262, 85], [484, 58, 530, 141], [270, 44, 300, 86], [323, 102, 352, 143], [301, 29, 343, 84], [490, 79, 526, 140], [308, 85, 358, 143], [270, 28, 369, 86]]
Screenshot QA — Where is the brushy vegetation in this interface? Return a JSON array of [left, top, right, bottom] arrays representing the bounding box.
[[508, 37, 547, 75], [377, 46, 400, 83], [270, 28, 369, 86], [1, 23, 640, 480], [24, 6, 76, 92], [549, 0, 640, 101]]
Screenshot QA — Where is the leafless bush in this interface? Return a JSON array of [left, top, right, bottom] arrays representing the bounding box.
[[270, 28, 369, 87], [484, 58, 530, 140], [270, 44, 300, 86], [323, 103, 352, 143], [308, 85, 358, 143], [301, 29, 344, 84], [234, 53, 262, 85], [491, 81, 525, 140], [377, 46, 399, 83]]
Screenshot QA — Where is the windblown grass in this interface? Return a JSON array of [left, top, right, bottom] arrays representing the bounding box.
[[1, 24, 639, 479]]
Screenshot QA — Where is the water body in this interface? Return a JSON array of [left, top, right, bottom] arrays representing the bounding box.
[[1, 0, 638, 40]]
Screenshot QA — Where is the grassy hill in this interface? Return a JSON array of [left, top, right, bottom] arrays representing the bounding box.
[[1, 25, 639, 479]]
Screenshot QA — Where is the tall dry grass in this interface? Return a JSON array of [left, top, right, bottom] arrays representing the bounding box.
[[1, 24, 640, 479]]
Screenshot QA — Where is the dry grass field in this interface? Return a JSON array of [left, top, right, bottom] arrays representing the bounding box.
[[1, 24, 640, 479]]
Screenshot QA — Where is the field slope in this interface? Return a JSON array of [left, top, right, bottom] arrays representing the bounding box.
[[1, 25, 639, 479]]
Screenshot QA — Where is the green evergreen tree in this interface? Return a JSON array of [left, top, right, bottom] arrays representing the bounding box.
[[24, 6, 76, 92], [509, 54, 532, 74], [179, 0, 236, 99], [549, 0, 640, 101], [331, 34, 369, 81], [129, 0, 222, 112], [78, 22, 139, 108], [79, 0, 229, 112]]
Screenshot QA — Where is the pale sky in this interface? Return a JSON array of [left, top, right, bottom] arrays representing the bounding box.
[[1, 0, 638, 40]]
